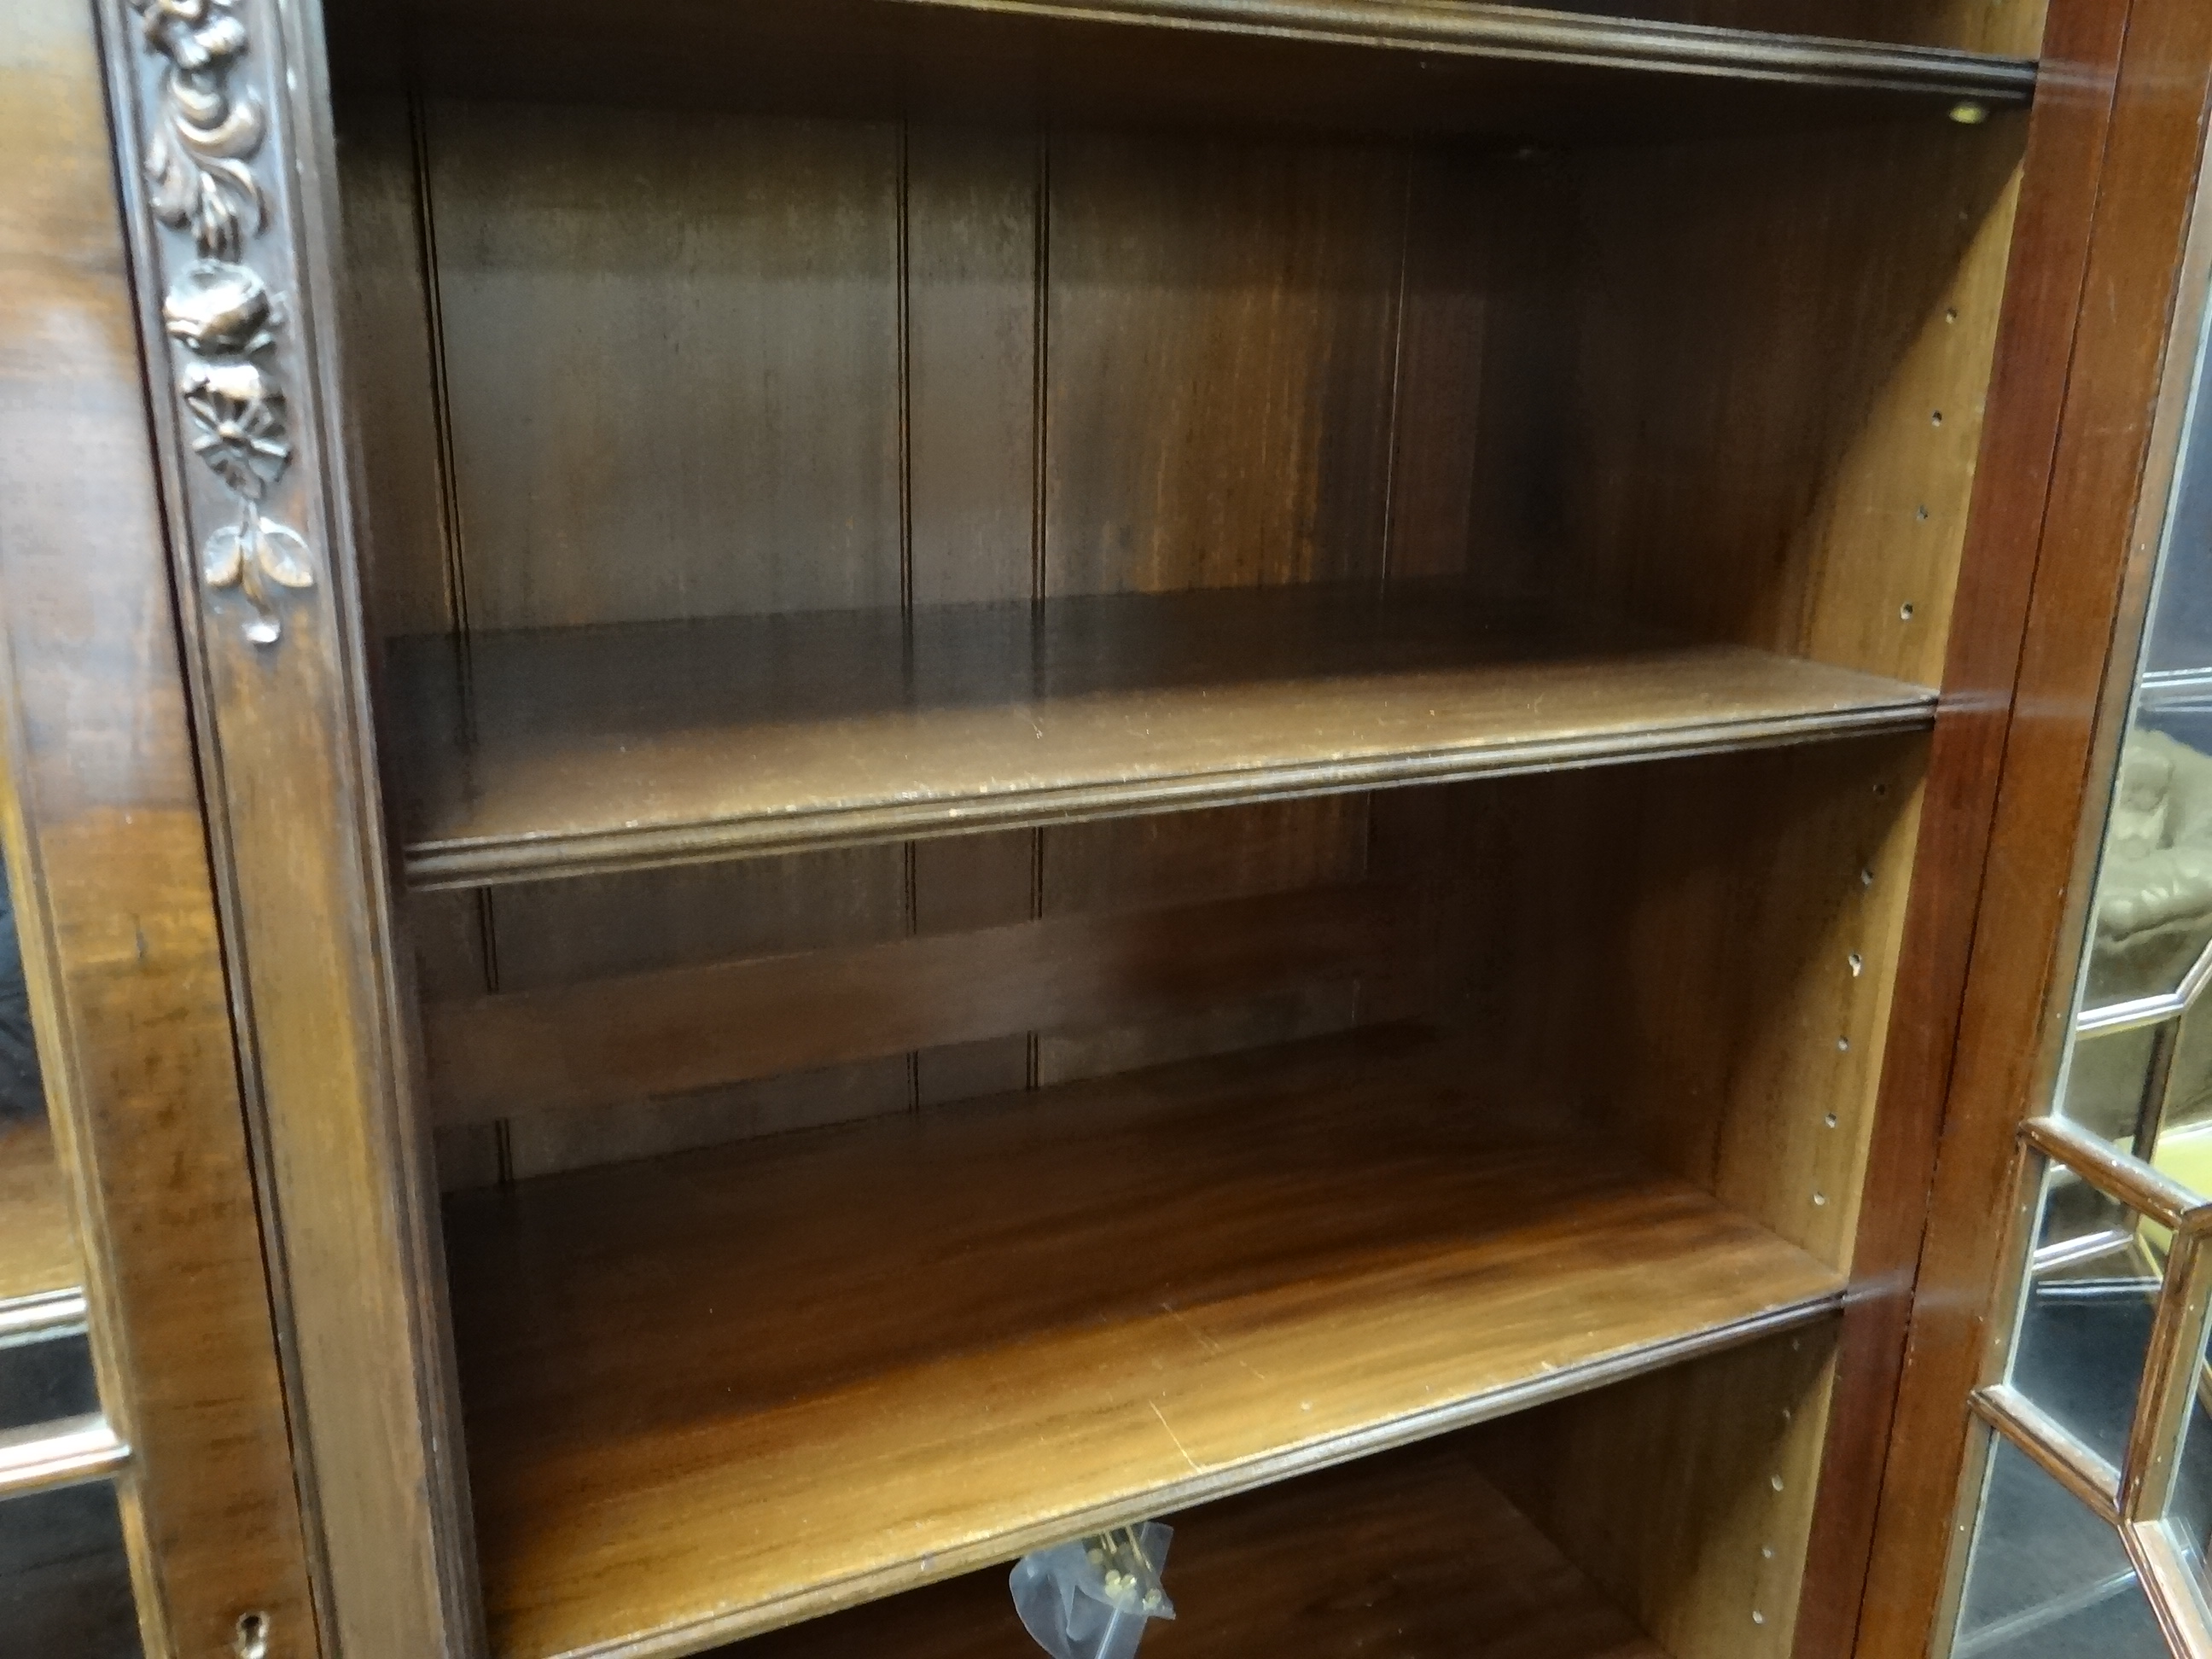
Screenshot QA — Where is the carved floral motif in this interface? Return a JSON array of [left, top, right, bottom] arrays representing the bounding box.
[[129, 0, 310, 645]]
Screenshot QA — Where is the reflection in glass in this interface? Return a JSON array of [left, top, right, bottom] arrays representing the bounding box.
[[2154, 1004, 2212, 1189], [2064, 1025, 2163, 1152], [0, 1480, 142, 1657], [1955, 1435, 2168, 1658], [2010, 1167, 2159, 1473], [2087, 728, 2212, 1010], [2163, 1310, 2212, 1602]]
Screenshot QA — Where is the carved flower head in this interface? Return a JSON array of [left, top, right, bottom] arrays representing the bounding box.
[[179, 358, 290, 499], [132, 0, 247, 74], [164, 259, 273, 356]]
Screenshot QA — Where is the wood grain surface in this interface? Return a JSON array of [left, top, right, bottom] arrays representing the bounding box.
[[1474, 1324, 1838, 1659], [0, 1123, 76, 1306], [728, 1428, 1663, 1659], [425, 883, 1405, 1125], [447, 1025, 1842, 1659], [391, 586, 1933, 887], [337, 0, 2032, 154], [0, 3, 322, 1650]]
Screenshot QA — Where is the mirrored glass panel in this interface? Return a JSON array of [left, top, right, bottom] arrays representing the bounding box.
[[1956, 1435, 2168, 1658]]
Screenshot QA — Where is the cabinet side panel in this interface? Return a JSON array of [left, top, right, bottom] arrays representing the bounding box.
[[1447, 735, 1925, 1270], [1558, 120, 2024, 688], [1476, 1323, 1839, 1659], [0, 1, 321, 1651]]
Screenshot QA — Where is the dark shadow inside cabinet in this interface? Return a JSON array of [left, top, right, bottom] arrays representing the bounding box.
[[319, 0, 2034, 1653]]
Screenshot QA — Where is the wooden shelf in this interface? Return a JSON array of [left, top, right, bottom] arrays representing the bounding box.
[[356, 0, 2032, 149], [882, 0, 2036, 103], [390, 585, 1933, 888], [0, 1123, 78, 1308], [446, 1025, 1842, 1659], [733, 1429, 1666, 1659]]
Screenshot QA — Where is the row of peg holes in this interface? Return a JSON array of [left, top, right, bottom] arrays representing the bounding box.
[[1896, 306, 1964, 632], [1751, 1342, 1808, 1630]]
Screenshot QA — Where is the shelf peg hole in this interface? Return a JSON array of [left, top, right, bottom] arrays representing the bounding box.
[[236, 1614, 270, 1659], [1860, 866, 1875, 887], [1837, 1036, 1851, 1051], [1901, 601, 1917, 621], [1848, 952, 1864, 976], [1945, 306, 1960, 324], [1874, 782, 1889, 798], [1753, 1610, 1767, 1626], [1825, 1112, 1839, 1129], [1813, 1191, 1828, 1207], [1771, 1474, 1785, 1491], [1930, 410, 1945, 427], [1762, 1545, 1777, 1560]]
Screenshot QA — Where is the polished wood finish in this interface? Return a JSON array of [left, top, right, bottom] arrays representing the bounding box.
[[340, 0, 2027, 158], [93, 0, 486, 1647], [1476, 1324, 1839, 1659], [0, 1, 323, 1650], [426, 883, 1404, 1124], [60, 0, 2178, 1653], [853, 0, 2038, 97], [0, 1125, 76, 1305], [730, 1429, 1663, 1659], [393, 591, 1932, 887], [2025, 1113, 2207, 1231], [448, 1025, 1841, 1659], [1854, 1, 2212, 1650]]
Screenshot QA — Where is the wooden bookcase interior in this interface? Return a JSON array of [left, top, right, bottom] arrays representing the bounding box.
[[319, 0, 2043, 1654]]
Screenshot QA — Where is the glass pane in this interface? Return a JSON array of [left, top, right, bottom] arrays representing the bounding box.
[[1955, 1435, 2168, 1658], [2084, 725, 2212, 1011], [2062, 1024, 2164, 1151], [0, 1326, 97, 1431], [2163, 1305, 2212, 1602], [2155, 1001, 2212, 1176], [0, 1480, 143, 1657], [2009, 1165, 2161, 1472], [0, 847, 70, 1308]]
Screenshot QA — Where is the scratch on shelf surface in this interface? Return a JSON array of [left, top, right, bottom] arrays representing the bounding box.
[[1149, 1401, 1201, 1473]]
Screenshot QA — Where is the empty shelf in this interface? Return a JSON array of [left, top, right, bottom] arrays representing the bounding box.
[[446, 1025, 1842, 1659], [391, 585, 1935, 888]]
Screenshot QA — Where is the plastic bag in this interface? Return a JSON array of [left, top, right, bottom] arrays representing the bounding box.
[[1009, 1522, 1175, 1659]]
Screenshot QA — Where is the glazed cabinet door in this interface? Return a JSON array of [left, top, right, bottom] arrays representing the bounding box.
[[1859, 0, 2212, 1650], [0, 0, 320, 1654]]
